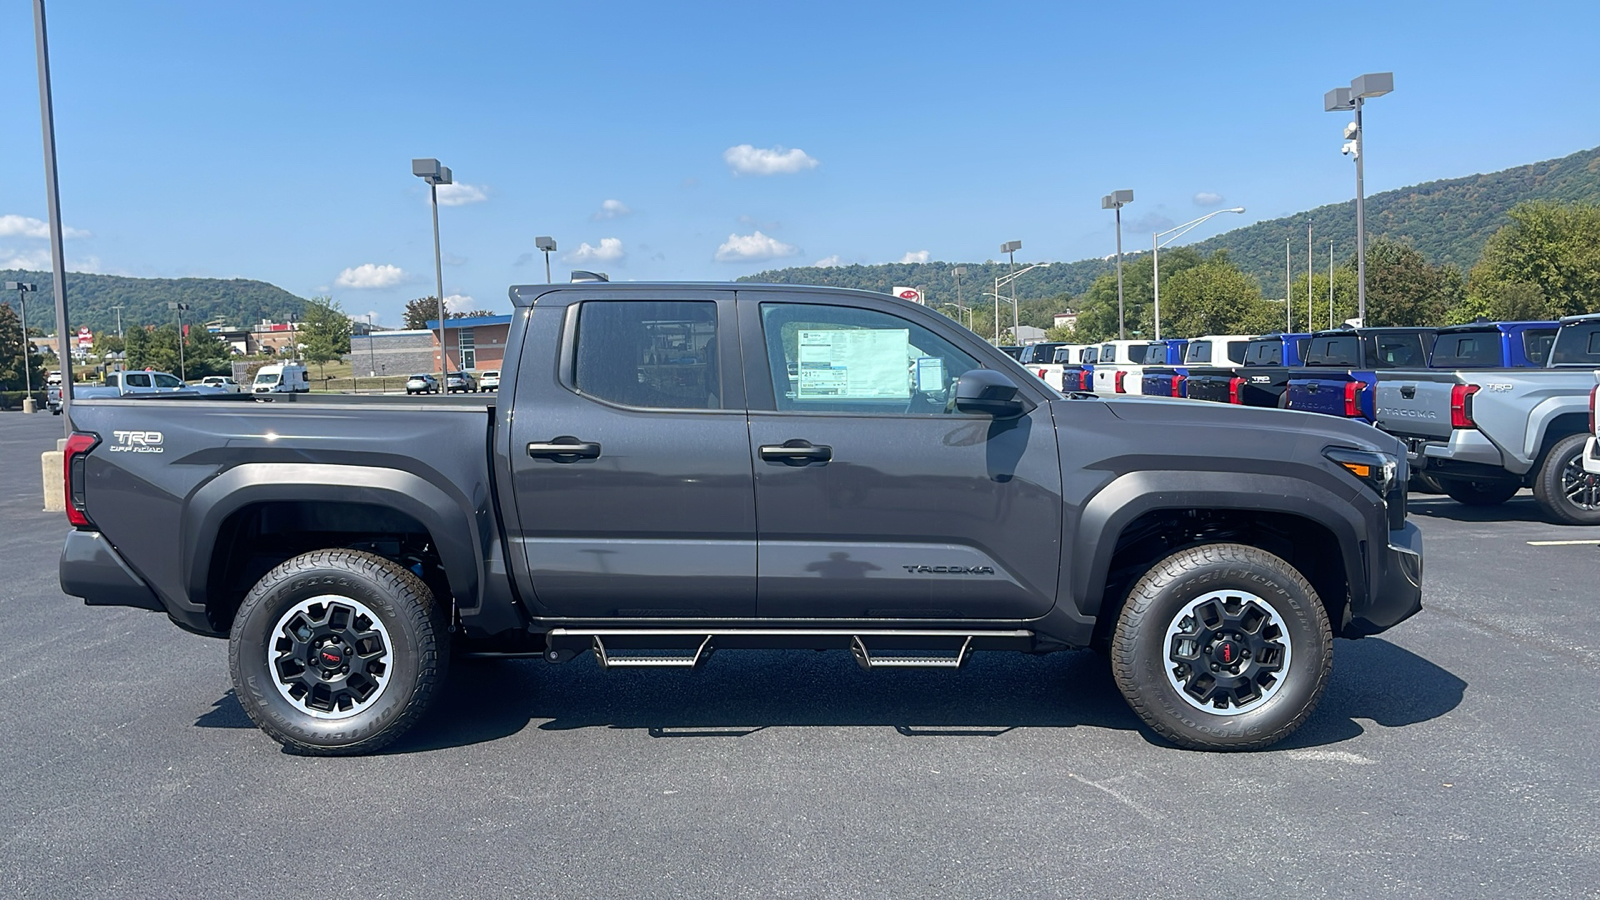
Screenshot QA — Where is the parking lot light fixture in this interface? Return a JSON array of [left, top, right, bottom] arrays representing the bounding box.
[[413, 158, 452, 386], [1152, 207, 1245, 340], [167, 301, 190, 382], [7, 282, 39, 408], [1325, 72, 1393, 325], [952, 266, 968, 328], [536, 236, 557, 284], [1001, 241, 1022, 342], [1101, 191, 1134, 339]]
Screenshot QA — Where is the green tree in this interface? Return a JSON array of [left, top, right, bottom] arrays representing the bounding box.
[[1362, 238, 1461, 327], [402, 296, 473, 330], [301, 296, 351, 380], [1464, 201, 1600, 321], [124, 325, 154, 369], [0, 301, 46, 393], [1290, 266, 1361, 331], [183, 325, 233, 378]]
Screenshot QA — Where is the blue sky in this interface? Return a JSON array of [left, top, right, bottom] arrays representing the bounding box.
[[2, 0, 1596, 327]]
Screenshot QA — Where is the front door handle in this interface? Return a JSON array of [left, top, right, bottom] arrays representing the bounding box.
[[759, 440, 832, 465], [527, 437, 602, 462]]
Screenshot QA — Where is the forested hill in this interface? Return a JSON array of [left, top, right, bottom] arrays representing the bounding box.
[[742, 143, 1600, 303], [0, 270, 307, 334]]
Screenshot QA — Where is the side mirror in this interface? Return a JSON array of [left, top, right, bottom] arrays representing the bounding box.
[[954, 369, 1027, 418]]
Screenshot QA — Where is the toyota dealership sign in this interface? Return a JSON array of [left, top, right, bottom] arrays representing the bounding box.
[[891, 286, 924, 305]]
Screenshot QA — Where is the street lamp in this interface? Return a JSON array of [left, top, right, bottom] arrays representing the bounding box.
[[988, 263, 1045, 344], [1000, 241, 1022, 343], [1325, 72, 1393, 325], [1151, 207, 1245, 340], [413, 157, 453, 388], [168, 301, 189, 382], [365, 313, 377, 381], [536, 236, 557, 284], [1101, 190, 1134, 338], [6, 282, 38, 411], [952, 266, 969, 329]]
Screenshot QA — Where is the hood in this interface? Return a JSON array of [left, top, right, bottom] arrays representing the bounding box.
[[1068, 394, 1402, 456]]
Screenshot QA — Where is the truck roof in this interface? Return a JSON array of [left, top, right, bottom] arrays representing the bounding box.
[[510, 282, 908, 307], [1434, 320, 1556, 334]]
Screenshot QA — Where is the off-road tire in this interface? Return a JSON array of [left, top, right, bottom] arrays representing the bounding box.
[[229, 549, 448, 755], [1441, 479, 1520, 506], [1532, 433, 1600, 525], [1110, 543, 1332, 751]]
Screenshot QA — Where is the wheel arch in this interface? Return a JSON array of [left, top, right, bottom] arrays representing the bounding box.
[[184, 464, 483, 634], [1070, 470, 1366, 641]]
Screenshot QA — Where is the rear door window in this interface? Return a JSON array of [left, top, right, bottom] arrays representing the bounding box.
[[1430, 332, 1501, 368], [572, 300, 722, 410], [153, 373, 184, 388], [124, 373, 152, 388]]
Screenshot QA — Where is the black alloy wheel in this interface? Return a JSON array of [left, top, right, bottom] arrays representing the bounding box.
[[1533, 434, 1600, 525]]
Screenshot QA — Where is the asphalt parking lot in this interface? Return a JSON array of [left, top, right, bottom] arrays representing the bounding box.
[[2, 411, 1598, 899]]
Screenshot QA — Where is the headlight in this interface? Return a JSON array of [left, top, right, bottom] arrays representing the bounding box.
[[1324, 447, 1398, 497]]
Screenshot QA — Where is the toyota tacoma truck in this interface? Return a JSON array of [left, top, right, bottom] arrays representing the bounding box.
[[1373, 315, 1599, 522], [1187, 333, 1311, 407], [1286, 326, 1436, 423], [58, 283, 1423, 755]]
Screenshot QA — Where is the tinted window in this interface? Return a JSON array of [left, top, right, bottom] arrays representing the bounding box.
[[1225, 342, 1248, 363], [1139, 344, 1166, 365], [154, 373, 184, 388], [1550, 323, 1600, 366], [760, 303, 981, 415], [1522, 329, 1556, 366], [573, 301, 721, 409], [1243, 340, 1282, 366], [1293, 337, 1310, 360], [1099, 344, 1118, 363], [1430, 332, 1501, 368], [1186, 341, 1212, 363], [1367, 333, 1428, 368], [1082, 347, 1097, 363], [1051, 347, 1073, 364], [1306, 336, 1359, 366], [124, 373, 152, 388]]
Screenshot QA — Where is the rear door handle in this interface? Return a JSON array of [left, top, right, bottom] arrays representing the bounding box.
[[527, 438, 602, 462], [759, 440, 833, 465]]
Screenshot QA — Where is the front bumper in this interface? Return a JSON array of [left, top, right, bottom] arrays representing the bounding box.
[[1346, 521, 1424, 637], [59, 530, 164, 612], [1584, 436, 1600, 475]]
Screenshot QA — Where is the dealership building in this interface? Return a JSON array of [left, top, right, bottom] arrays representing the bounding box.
[[344, 314, 513, 377]]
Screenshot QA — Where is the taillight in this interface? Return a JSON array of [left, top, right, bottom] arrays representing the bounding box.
[[1077, 371, 1089, 391], [1588, 385, 1595, 434], [64, 431, 99, 528], [1450, 384, 1480, 429], [1343, 381, 1365, 418], [1228, 377, 1244, 404], [1170, 374, 1184, 397], [1037, 368, 1047, 379], [1115, 371, 1127, 393]]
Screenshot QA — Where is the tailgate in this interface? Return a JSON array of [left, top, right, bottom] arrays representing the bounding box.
[[1374, 373, 1456, 440], [1288, 375, 1353, 416], [1185, 372, 1233, 403]]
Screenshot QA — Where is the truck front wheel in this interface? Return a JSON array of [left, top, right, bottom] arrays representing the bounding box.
[[1533, 433, 1600, 525], [1440, 479, 1520, 506], [229, 549, 448, 755], [1110, 543, 1332, 751]]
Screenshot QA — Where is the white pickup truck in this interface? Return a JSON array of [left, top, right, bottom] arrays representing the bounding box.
[[1030, 343, 1093, 392], [1581, 372, 1598, 475], [1090, 340, 1158, 395]]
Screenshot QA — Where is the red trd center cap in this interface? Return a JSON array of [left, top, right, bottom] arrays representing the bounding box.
[[1213, 640, 1240, 666], [318, 645, 345, 668]]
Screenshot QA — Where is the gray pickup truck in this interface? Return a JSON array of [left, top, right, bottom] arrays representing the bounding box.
[[1375, 314, 1600, 523], [59, 282, 1423, 755]]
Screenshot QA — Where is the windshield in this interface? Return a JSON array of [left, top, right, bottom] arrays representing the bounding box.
[[254, 371, 278, 384]]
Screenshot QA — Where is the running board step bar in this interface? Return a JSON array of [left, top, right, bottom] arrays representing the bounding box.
[[545, 628, 1030, 670]]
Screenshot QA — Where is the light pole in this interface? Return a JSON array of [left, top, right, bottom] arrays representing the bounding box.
[[413, 158, 452, 388], [1152, 207, 1245, 340], [6, 282, 38, 411], [987, 263, 1045, 344], [33, 0, 74, 434], [952, 266, 968, 329], [365, 313, 377, 381], [1000, 241, 1022, 343], [1325, 72, 1393, 326], [1101, 191, 1134, 338], [536, 236, 557, 283], [112, 305, 123, 339], [168, 301, 189, 381]]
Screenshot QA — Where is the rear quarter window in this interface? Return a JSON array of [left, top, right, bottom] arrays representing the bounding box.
[[1544, 323, 1600, 367], [1521, 330, 1555, 366], [1226, 342, 1248, 363]]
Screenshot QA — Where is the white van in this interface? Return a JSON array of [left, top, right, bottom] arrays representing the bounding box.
[[252, 362, 310, 394]]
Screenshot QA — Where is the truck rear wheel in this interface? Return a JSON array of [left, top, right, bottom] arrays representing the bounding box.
[[1533, 433, 1600, 525], [1441, 479, 1520, 506], [229, 549, 448, 755], [1110, 543, 1332, 751]]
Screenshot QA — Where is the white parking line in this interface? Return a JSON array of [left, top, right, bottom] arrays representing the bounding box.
[[1526, 539, 1600, 546]]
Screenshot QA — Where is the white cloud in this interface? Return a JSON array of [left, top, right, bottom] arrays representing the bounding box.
[[0, 214, 90, 239], [0, 247, 101, 272], [434, 183, 488, 206], [813, 255, 844, 268], [444, 293, 474, 313], [716, 231, 800, 262], [593, 199, 631, 220], [570, 237, 626, 263], [898, 250, 931, 264], [723, 144, 820, 176], [1194, 192, 1224, 207], [335, 263, 408, 289]]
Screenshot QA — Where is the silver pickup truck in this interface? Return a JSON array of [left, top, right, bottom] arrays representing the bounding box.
[[1375, 314, 1600, 523]]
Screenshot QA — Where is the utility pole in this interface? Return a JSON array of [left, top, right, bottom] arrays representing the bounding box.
[[1307, 223, 1313, 330], [112, 305, 123, 339], [7, 282, 38, 411], [1285, 238, 1292, 332]]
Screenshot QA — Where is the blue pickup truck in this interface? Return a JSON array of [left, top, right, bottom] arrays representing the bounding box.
[[1186, 333, 1311, 407], [1136, 339, 1191, 397], [1286, 327, 1436, 423]]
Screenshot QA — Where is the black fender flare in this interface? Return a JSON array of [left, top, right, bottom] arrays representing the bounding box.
[[182, 463, 483, 614], [1068, 468, 1370, 621]]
